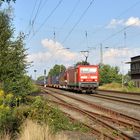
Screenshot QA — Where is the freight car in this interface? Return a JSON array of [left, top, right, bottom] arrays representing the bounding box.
[[47, 65, 99, 93]]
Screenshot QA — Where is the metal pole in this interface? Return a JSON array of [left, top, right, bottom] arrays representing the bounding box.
[[44, 69, 46, 87], [121, 61, 124, 88], [34, 70, 37, 81], [100, 43, 103, 65]]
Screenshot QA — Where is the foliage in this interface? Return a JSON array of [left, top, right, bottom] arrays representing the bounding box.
[[127, 80, 135, 88], [18, 119, 68, 140], [48, 64, 66, 76], [99, 64, 122, 85], [0, 11, 32, 98], [99, 83, 122, 91], [0, 0, 15, 3], [75, 61, 90, 66], [99, 82, 140, 93], [14, 105, 31, 124], [30, 83, 41, 94], [0, 105, 19, 135], [37, 76, 45, 81], [0, 90, 4, 105], [0, 92, 89, 138], [29, 96, 89, 133], [123, 72, 131, 85], [0, 89, 15, 106]]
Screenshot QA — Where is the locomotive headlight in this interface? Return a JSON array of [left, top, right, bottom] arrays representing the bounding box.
[[91, 76, 97, 78], [81, 76, 87, 79]]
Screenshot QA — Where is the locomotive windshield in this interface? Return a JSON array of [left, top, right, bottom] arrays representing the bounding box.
[[80, 67, 97, 73]]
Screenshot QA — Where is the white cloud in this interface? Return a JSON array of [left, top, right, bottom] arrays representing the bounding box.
[[103, 47, 140, 73], [27, 39, 79, 64], [27, 52, 51, 63], [27, 39, 81, 77], [125, 17, 140, 27], [106, 19, 124, 28], [103, 48, 130, 58], [107, 17, 140, 28], [41, 39, 79, 61]]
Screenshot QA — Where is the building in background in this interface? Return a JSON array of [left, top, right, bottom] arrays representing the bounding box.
[[127, 55, 140, 88]]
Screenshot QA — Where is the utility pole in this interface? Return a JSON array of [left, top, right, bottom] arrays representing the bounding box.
[[100, 43, 109, 65], [85, 31, 88, 48], [53, 31, 56, 41], [100, 43, 103, 65], [121, 31, 126, 89], [124, 31, 126, 48], [121, 61, 124, 88], [34, 69, 37, 81], [44, 69, 46, 87]]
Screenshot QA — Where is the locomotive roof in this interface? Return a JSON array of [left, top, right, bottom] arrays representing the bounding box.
[[67, 65, 98, 69]]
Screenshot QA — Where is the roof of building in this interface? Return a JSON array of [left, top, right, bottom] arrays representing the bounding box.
[[126, 55, 140, 64], [131, 55, 140, 61], [126, 59, 140, 64]]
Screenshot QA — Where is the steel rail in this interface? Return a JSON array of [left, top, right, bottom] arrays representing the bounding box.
[[47, 93, 137, 140], [90, 94, 140, 106], [98, 89, 140, 96], [45, 87, 140, 126]]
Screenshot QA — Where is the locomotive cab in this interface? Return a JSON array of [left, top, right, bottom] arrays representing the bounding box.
[[66, 65, 99, 93]]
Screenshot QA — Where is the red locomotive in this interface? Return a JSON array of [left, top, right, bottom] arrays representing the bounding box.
[[47, 65, 99, 93]]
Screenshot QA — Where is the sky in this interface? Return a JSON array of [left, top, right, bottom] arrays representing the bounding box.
[[4, 0, 140, 78]]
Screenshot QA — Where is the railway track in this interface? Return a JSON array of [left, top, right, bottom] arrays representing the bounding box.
[[90, 94, 140, 107], [98, 89, 140, 96], [41, 87, 140, 140]]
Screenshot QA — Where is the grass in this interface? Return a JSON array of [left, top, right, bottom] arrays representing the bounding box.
[[18, 119, 68, 140], [99, 82, 140, 93], [0, 134, 11, 140], [0, 86, 90, 140], [0, 120, 68, 140], [27, 96, 89, 133]]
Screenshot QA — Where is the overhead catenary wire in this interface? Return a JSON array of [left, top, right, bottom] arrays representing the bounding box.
[[60, 0, 81, 29], [30, 0, 43, 35], [25, 0, 43, 37], [31, 0, 43, 27], [31, 0, 49, 27], [68, 0, 140, 48], [33, 0, 63, 34], [62, 0, 95, 44], [29, 0, 38, 25], [113, 28, 140, 48], [24, 0, 38, 35], [92, 0, 140, 35], [28, 0, 63, 43], [26, 0, 49, 38], [92, 22, 137, 48], [101, 23, 138, 43]]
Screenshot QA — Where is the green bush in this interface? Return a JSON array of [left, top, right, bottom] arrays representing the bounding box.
[[127, 81, 135, 88], [0, 105, 19, 135], [29, 96, 89, 133]]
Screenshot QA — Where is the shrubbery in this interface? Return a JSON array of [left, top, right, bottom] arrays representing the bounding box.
[[0, 90, 89, 139], [28, 96, 89, 133]]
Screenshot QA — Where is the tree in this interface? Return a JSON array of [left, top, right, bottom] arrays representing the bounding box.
[[0, 0, 16, 3], [99, 64, 122, 85], [37, 76, 45, 81], [75, 61, 90, 66], [0, 0, 15, 6], [0, 11, 13, 82], [48, 64, 66, 76], [0, 11, 31, 97]]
